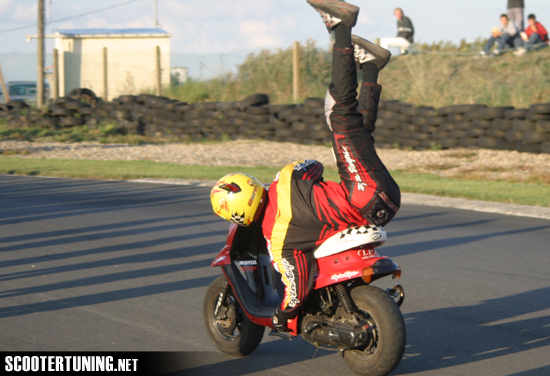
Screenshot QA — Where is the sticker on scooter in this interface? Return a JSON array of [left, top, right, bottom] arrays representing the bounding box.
[[331, 271, 359, 281], [358, 249, 379, 259]]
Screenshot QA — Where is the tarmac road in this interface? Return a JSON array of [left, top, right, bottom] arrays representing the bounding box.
[[0, 175, 549, 376]]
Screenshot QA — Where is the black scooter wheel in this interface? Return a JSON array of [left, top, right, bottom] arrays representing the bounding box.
[[343, 285, 406, 376], [203, 275, 265, 357]]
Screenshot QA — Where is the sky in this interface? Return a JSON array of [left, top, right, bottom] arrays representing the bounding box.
[[1, 0, 550, 80]]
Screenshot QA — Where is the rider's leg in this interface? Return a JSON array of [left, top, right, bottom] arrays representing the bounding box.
[[272, 249, 315, 328], [271, 0, 361, 331], [326, 30, 401, 226]]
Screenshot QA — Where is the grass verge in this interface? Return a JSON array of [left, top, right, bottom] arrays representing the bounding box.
[[390, 171, 550, 207], [0, 124, 149, 144], [0, 157, 281, 182], [1, 157, 549, 207]]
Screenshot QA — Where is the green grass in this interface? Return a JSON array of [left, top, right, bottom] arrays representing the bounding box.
[[391, 171, 550, 207], [0, 157, 282, 182], [0, 124, 148, 144], [1, 157, 549, 207]]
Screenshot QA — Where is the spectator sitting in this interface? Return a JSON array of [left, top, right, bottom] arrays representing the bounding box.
[[514, 14, 548, 55], [481, 14, 518, 56], [379, 8, 414, 54]]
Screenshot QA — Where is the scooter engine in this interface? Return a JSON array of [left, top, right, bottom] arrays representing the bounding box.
[[301, 315, 370, 350]]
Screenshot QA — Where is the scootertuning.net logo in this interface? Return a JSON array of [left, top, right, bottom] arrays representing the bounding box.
[[5, 356, 138, 372]]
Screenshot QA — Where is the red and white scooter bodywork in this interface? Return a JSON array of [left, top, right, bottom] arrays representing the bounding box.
[[211, 223, 403, 336]]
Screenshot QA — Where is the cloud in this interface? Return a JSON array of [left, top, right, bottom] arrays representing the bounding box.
[[162, 0, 274, 20], [152, 0, 285, 53], [0, 0, 11, 15], [56, 14, 153, 30], [46, 1, 306, 55], [358, 12, 376, 27], [12, 3, 36, 22], [239, 19, 284, 49], [0, 0, 10, 16]]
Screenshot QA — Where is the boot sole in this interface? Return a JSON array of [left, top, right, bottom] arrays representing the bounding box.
[[352, 35, 391, 70], [307, 0, 359, 28]]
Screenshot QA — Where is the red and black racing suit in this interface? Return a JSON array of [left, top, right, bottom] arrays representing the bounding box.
[[262, 46, 401, 324]]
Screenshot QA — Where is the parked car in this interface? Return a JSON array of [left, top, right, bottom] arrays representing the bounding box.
[[0, 81, 49, 105]]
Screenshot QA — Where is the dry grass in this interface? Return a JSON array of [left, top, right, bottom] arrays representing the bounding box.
[[442, 150, 478, 159], [163, 41, 550, 108], [422, 163, 461, 171], [380, 48, 550, 108], [2, 149, 29, 155]]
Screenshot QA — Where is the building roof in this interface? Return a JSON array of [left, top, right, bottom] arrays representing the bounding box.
[[53, 28, 170, 38]]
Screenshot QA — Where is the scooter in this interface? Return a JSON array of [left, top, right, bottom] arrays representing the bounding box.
[[203, 221, 406, 376]]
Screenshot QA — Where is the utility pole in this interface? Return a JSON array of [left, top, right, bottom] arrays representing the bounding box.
[[0, 63, 9, 103], [37, 0, 45, 108]]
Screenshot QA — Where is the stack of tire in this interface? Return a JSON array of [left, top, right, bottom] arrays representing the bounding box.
[[131, 94, 223, 141], [374, 100, 550, 154], [457, 105, 514, 150], [90, 94, 144, 135], [30, 93, 142, 135], [270, 98, 330, 145], [31, 88, 102, 130], [0, 99, 43, 129], [40, 96, 91, 129], [131, 94, 330, 144], [3, 88, 549, 154], [376, 101, 433, 148], [502, 104, 550, 154]]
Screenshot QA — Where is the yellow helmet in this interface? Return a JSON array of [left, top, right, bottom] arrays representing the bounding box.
[[210, 173, 267, 226]]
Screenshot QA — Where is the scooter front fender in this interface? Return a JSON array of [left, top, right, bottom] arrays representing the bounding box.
[[211, 223, 239, 267]]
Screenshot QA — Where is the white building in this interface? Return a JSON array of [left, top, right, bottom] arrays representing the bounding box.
[[53, 28, 171, 101]]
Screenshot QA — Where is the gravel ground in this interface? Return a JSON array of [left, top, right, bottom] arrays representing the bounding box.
[[3, 139, 550, 219], [1, 140, 549, 183]]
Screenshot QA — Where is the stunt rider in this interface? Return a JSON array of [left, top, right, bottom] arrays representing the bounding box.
[[210, 0, 401, 332]]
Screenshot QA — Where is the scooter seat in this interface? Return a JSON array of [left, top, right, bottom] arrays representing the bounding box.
[[313, 225, 387, 259]]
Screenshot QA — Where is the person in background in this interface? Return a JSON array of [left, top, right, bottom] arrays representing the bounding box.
[[379, 8, 414, 54], [481, 14, 518, 56], [514, 14, 548, 55], [507, 0, 525, 31]]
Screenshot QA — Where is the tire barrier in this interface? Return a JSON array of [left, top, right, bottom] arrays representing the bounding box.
[[375, 100, 550, 154], [1, 90, 549, 155]]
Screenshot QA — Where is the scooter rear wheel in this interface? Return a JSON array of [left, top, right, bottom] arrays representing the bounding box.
[[203, 275, 265, 357], [343, 285, 406, 376]]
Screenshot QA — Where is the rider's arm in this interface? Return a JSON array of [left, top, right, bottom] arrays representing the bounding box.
[[288, 160, 324, 182], [280, 159, 325, 182]]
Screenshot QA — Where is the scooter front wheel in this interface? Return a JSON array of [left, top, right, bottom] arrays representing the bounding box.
[[203, 275, 264, 357], [343, 285, 406, 376]]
